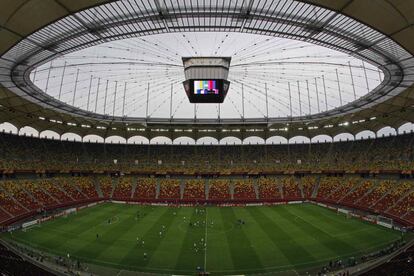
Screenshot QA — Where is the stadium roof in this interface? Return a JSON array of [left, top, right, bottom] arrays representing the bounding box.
[[0, 0, 414, 141]]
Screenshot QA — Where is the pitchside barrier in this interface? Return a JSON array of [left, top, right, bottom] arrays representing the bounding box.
[[313, 201, 409, 232], [4, 201, 105, 232]]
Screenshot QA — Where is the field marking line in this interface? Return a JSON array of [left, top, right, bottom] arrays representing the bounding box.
[[204, 208, 208, 271], [292, 212, 333, 237]]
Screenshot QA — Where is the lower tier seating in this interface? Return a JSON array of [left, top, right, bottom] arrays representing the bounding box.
[[1, 176, 413, 226]]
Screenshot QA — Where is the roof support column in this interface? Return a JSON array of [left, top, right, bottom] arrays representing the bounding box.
[[335, 69, 342, 106], [95, 78, 101, 113], [322, 75, 328, 111], [72, 69, 80, 106], [122, 82, 127, 117], [170, 83, 173, 120], [146, 82, 150, 118], [45, 61, 53, 94], [362, 61, 370, 93], [265, 83, 269, 119], [288, 82, 292, 117], [348, 61, 357, 100], [103, 80, 109, 115], [58, 61, 66, 100], [86, 75, 93, 111], [314, 78, 320, 113], [297, 81, 302, 116], [112, 81, 118, 116], [242, 83, 245, 119], [306, 80, 311, 115]]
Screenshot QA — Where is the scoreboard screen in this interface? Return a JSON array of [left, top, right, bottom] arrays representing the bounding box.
[[183, 79, 229, 103], [193, 80, 219, 95]]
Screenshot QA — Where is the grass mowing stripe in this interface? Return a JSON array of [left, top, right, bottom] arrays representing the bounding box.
[[235, 207, 292, 271], [248, 206, 317, 269], [292, 205, 395, 248], [294, 205, 401, 248], [73, 205, 138, 260], [145, 208, 183, 268], [118, 206, 169, 269], [113, 206, 164, 270], [280, 205, 358, 256], [174, 208, 204, 271], [204, 207, 208, 270], [204, 207, 234, 272], [148, 207, 197, 271], [219, 207, 263, 271], [28, 203, 121, 251]]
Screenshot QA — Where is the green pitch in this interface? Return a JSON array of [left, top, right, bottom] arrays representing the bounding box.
[[2, 203, 404, 275]]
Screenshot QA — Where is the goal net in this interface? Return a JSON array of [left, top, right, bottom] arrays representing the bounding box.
[[377, 216, 393, 228]]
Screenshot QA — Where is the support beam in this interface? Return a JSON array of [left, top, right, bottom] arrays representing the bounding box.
[[335, 68, 343, 106], [122, 82, 127, 117], [306, 80, 311, 115], [322, 75, 328, 111], [72, 69, 79, 106], [146, 82, 150, 118], [265, 83, 269, 119], [314, 78, 320, 113], [242, 83, 245, 119], [103, 80, 109, 114], [86, 75, 93, 111], [297, 81, 302, 116], [362, 61, 370, 92], [112, 81, 118, 116], [169, 83, 173, 119], [288, 82, 292, 117], [348, 61, 357, 100], [95, 78, 101, 113], [45, 61, 53, 94], [58, 61, 66, 100]]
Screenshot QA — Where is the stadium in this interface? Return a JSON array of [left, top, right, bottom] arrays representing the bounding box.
[[0, 0, 414, 275]]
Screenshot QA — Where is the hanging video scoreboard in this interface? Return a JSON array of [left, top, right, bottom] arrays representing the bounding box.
[[183, 79, 230, 103]]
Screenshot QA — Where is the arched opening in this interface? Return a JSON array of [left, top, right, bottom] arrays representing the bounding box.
[[355, 130, 375, 140], [83, 134, 104, 143], [150, 136, 172, 145], [0, 122, 18, 134], [333, 133, 354, 142], [398, 122, 414, 135], [266, 136, 288, 144], [61, 132, 82, 142], [127, 135, 150, 144], [219, 136, 242, 145], [311, 134, 332, 143], [173, 136, 196, 145], [19, 126, 39, 137], [39, 130, 60, 140], [289, 136, 310, 144], [105, 135, 127, 144], [377, 126, 397, 138], [243, 136, 265, 145], [197, 136, 219, 145]]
